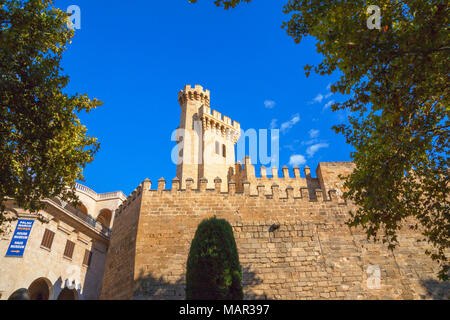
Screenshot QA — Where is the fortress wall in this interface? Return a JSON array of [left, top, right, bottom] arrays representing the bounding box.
[[101, 163, 449, 300], [127, 194, 445, 299], [100, 184, 145, 300]]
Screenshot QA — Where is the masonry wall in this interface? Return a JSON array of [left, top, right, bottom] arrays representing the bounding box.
[[100, 186, 143, 300], [100, 163, 449, 300]]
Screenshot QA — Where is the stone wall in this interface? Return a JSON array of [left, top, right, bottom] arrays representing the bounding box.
[[100, 183, 143, 299], [100, 163, 449, 300]]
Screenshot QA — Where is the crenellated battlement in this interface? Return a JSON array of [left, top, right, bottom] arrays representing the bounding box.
[[178, 84, 210, 107], [199, 105, 240, 143], [227, 158, 354, 200], [177, 85, 240, 134], [233, 159, 306, 180], [114, 177, 345, 217], [114, 182, 143, 215], [156, 177, 343, 202], [198, 105, 240, 131], [114, 161, 355, 217]]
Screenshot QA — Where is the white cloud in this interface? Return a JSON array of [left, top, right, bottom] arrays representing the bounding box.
[[301, 139, 318, 146], [308, 129, 320, 139], [289, 154, 306, 166], [311, 84, 334, 104], [264, 100, 276, 109], [312, 93, 324, 104], [280, 114, 300, 133], [323, 100, 335, 111], [306, 143, 329, 157]]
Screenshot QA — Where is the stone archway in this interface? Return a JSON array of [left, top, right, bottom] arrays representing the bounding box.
[[97, 209, 112, 228], [57, 287, 78, 300], [28, 277, 53, 300], [8, 288, 30, 300], [79, 204, 88, 215]]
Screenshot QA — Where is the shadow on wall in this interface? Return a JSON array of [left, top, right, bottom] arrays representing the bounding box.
[[134, 269, 184, 300], [83, 247, 107, 300], [420, 279, 450, 300], [133, 267, 267, 300], [242, 267, 267, 300]]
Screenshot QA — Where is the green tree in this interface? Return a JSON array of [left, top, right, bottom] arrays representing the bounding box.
[[186, 216, 243, 299], [0, 0, 101, 231], [191, 0, 449, 280]]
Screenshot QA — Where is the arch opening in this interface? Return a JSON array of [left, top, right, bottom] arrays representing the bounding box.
[[57, 287, 78, 300], [97, 209, 112, 228], [79, 204, 88, 215], [28, 277, 53, 300], [8, 288, 30, 300]]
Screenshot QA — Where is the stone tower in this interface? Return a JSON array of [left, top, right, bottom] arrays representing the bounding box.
[[175, 85, 240, 190]]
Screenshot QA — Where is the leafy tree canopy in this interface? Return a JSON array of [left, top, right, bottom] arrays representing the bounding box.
[[186, 216, 243, 299], [191, 0, 449, 280], [0, 0, 102, 230]]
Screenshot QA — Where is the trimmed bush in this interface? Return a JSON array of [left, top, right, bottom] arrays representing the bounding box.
[[186, 216, 243, 300]]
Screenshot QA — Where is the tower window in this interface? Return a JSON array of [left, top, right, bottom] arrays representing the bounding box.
[[222, 144, 226, 158], [215, 141, 220, 155]]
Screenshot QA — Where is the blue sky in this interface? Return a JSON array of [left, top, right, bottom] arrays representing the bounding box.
[[54, 0, 353, 195]]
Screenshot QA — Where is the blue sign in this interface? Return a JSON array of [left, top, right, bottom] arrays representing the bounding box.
[[5, 219, 34, 257]]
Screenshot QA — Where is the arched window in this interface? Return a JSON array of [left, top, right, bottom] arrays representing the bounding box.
[[78, 204, 88, 215], [97, 209, 112, 228], [222, 144, 226, 158]]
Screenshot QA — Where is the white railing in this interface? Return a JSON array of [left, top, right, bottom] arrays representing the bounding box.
[[75, 183, 127, 201]]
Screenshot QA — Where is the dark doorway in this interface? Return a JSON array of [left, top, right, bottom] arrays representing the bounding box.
[[57, 287, 78, 300], [28, 278, 52, 300]]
